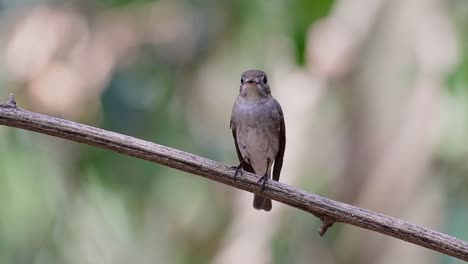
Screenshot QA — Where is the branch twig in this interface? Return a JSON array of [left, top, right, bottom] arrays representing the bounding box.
[[0, 95, 467, 261], [318, 216, 335, 237]]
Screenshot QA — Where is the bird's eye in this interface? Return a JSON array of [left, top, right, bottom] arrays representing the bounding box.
[[262, 75, 268, 84], [241, 78, 244, 84]]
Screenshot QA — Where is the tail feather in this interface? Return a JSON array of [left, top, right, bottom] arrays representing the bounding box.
[[253, 194, 272, 211]]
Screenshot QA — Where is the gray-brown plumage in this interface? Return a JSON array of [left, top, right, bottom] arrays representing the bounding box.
[[230, 70, 286, 211]]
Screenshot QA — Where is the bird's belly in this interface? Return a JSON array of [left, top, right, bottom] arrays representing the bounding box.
[[238, 126, 279, 175]]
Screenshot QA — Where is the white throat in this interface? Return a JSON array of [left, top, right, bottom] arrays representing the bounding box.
[[241, 85, 263, 103]]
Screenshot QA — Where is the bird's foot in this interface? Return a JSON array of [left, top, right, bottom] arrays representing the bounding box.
[[230, 165, 243, 181], [258, 175, 268, 191]]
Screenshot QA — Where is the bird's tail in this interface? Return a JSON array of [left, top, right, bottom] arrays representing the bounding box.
[[253, 194, 272, 211]]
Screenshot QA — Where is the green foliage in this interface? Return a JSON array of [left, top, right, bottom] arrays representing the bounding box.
[[289, 0, 334, 65]]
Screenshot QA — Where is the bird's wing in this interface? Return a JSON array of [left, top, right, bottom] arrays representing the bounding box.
[[230, 118, 255, 173], [272, 99, 285, 181]]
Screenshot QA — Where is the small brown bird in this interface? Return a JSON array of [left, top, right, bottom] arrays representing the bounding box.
[[230, 70, 286, 211]]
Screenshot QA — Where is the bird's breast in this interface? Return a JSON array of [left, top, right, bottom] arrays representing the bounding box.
[[233, 100, 281, 169]]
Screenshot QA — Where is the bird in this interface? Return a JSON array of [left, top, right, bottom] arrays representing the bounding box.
[[230, 69, 286, 211]]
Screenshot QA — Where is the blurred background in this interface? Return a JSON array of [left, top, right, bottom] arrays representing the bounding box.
[[0, 0, 467, 263]]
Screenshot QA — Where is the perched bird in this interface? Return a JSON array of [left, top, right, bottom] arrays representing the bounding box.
[[230, 70, 286, 211]]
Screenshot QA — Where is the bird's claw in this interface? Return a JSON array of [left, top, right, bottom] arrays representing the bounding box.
[[258, 175, 268, 191], [231, 165, 243, 181]]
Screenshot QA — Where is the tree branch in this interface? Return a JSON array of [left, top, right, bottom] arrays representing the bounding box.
[[0, 94, 467, 261]]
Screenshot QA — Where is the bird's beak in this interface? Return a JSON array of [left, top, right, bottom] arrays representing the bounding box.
[[244, 79, 257, 85], [245, 79, 257, 87]]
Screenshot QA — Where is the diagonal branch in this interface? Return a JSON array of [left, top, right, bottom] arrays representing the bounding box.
[[0, 94, 467, 261]]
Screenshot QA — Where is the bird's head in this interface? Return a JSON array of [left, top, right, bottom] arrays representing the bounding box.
[[239, 70, 271, 101]]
